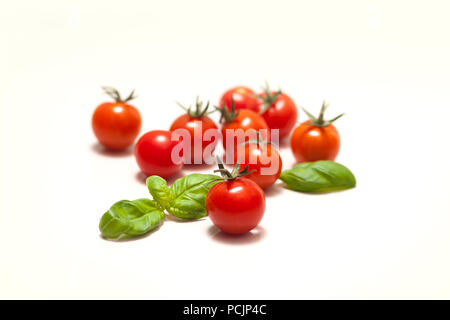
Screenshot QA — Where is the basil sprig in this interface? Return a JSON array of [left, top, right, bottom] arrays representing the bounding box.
[[99, 173, 220, 240], [279, 161, 356, 193]]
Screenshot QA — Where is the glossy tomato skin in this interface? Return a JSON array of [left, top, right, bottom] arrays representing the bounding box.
[[258, 92, 297, 140], [234, 143, 282, 189], [219, 86, 260, 112], [206, 178, 265, 235], [290, 120, 340, 162], [221, 110, 270, 150], [92, 102, 141, 150], [134, 130, 183, 178], [170, 114, 218, 163]]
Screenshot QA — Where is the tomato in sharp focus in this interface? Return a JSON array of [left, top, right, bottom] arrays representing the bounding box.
[[234, 142, 282, 189], [257, 85, 298, 140], [206, 164, 265, 235], [170, 98, 218, 164], [219, 106, 270, 153], [290, 102, 344, 163], [134, 130, 183, 178], [219, 86, 260, 112], [92, 87, 141, 150]]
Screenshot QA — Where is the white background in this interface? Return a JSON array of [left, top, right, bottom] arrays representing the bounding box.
[[1, 0, 450, 299]]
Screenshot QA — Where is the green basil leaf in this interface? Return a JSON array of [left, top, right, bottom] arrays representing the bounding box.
[[146, 175, 171, 209], [99, 199, 164, 239], [167, 173, 221, 220], [279, 160, 356, 193]]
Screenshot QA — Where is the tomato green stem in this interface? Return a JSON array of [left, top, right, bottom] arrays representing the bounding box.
[[213, 156, 254, 181], [176, 96, 213, 118], [217, 98, 239, 124], [301, 101, 344, 127], [102, 86, 137, 103], [255, 82, 282, 114], [241, 129, 274, 149]]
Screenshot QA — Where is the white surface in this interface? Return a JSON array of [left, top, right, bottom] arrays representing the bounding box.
[[1, 0, 450, 299]]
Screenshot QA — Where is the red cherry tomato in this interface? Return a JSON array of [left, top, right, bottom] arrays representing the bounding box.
[[291, 102, 343, 162], [257, 87, 298, 140], [220, 109, 270, 151], [134, 130, 183, 178], [219, 86, 260, 112], [169, 98, 218, 164], [206, 178, 265, 235], [234, 142, 282, 189], [92, 87, 141, 150], [170, 114, 218, 163]]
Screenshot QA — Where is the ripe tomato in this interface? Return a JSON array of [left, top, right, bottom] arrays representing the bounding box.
[[134, 130, 183, 178], [290, 102, 344, 162], [234, 142, 282, 189], [219, 86, 260, 112], [169, 98, 218, 164], [206, 162, 265, 234], [257, 85, 298, 140], [219, 105, 270, 152], [92, 87, 141, 150]]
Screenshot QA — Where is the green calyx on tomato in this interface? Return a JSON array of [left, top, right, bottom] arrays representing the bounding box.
[[102, 86, 137, 103], [255, 82, 282, 114], [175, 96, 214, 118], [301, 101, 344, 128], [213, 156, 255, 181], [217, 98, 240, 124], [242, 129, 274, 149]]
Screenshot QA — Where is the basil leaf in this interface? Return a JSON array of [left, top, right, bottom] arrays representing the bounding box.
[[146, 175, 171, 209], [167, 173, 221, 220], [279, 161, 356, 193], [99, 199, 164, 239]]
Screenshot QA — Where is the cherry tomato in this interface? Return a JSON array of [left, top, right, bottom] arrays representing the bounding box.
[[220, 107, 270, 152], [134, 130, 183, 178], [291, 102, 343, 162], [169, 98, 218, 164], [92, 87, 141, 150], [257, 85, 298, 140], [219, 86, 260, 112], [206, 176, 265, 235], [234, 142, 282, 189]]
